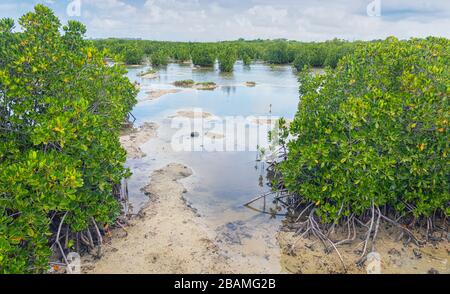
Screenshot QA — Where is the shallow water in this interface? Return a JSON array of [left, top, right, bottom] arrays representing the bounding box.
[[129, 62, 299, 121], [125, 61, 300, 273]]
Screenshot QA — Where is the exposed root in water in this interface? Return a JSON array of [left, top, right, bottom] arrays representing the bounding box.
[[247, 141, 448, 272], [244, 188, 448, 272]]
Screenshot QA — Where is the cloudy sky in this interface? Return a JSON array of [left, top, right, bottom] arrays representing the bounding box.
[[1, 0, 449, 41]]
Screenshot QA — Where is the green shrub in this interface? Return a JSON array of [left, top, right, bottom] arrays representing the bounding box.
[[218, 46, 237, 72], [173, 46, 191, 62], [174, 79, 195, 87], [151, 50, 168, 67], [308, 45, 327, 67], [196, 81, 216, 86], [191, 46, 216, 67], [323, 45, 354, 68], [279, 37, 449, 223], [293, 48, 313, 71], [264, 41, 292, 64], [0, 5, 137, 273], [143, 43, 156, 56], [137, 68, 157, 77], [123, 45, 143, 65], [93, 39, 359, 70], [242, 54, 252, 66]]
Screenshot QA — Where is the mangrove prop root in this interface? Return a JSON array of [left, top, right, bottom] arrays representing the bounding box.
[[359, 201, 375, 262], [52, 212, 71, 273], [47, 178, 131, 270], [243, 191, 278, 206], [246, 190, 447, 267]]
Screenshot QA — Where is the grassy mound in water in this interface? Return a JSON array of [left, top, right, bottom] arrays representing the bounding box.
[[195, 81, 217, 89], [174, 80, 217, 90], [174, 79, 195, 87], [274, 37, 449, 259], [137, 68, 157, 77]]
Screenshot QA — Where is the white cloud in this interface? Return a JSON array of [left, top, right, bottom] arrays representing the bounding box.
[[90, 17, 123, 30], [247, 5, 288, 25], [1, 0, 449, 41]]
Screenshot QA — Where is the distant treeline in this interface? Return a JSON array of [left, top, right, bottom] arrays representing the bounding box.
[[93, 38, 362, 72]]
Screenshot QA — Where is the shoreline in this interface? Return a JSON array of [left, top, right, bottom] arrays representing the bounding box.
[[142, 89, 182, 102], [119, 122, 159, 159], [90, 118, 449, 274], [84, 163, 232, 273], [278, 227, 449, 274]]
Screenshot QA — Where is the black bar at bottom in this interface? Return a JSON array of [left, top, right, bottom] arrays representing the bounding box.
[[0, 274, 447, 292]]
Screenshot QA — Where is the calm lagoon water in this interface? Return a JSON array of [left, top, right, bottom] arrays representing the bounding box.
[[125, 61, 300, 272], [128, 61, 299, 121]]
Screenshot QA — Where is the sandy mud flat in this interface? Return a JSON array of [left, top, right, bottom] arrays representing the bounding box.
[[140, 72, 159, 79], [87, 72, 448, 274], [193, 84, 218, 90], [169, 110, 214, 119], [278, 227, 449, 274], [92, 114, 449, 275], [204, 131, 225, 139], [87, 122, 449, 274], [119, 122, 158, 159], [142, 89, 182, 101], [85, 163, 232, 273]]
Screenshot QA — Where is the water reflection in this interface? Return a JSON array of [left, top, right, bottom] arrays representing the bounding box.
[[126, 61, 299, 211], [221, 85, 237, 95], [125, 61, 299, 273]]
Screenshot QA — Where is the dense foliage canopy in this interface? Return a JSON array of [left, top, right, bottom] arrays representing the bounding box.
[[191, 45, 216, 67], [218, 46, 237, 72], [93, 38, 359, 72], [150, 50, 169, 67], [123, 44, 144, 65], [0, 5, 136, 273], [278, 37, 449, 222]]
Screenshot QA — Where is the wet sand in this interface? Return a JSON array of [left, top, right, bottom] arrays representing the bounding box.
[[88, 121, 449, 274], [194, 84, 218, 90], [85, 163, 232, 274], [169, 110, 214, 119], [278, 227, 449, 274], [205, 131, 225, 139], [87, 64, 448, 274], [119, 122, 158, 159], [142, 89, 182, 102], [140, 72, 159, 79]]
